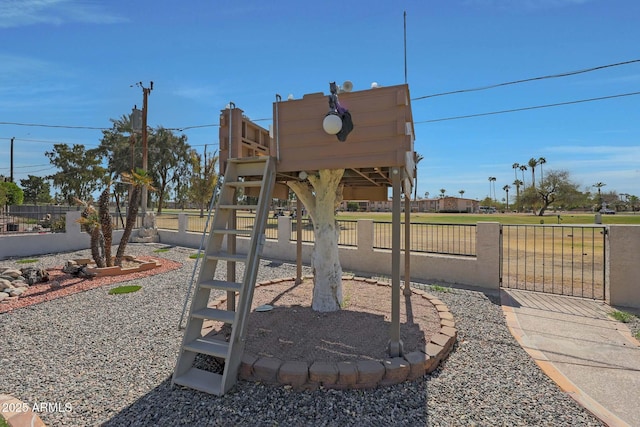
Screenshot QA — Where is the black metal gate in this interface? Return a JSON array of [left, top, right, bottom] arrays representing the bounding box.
[[501, 224, 607, 300]]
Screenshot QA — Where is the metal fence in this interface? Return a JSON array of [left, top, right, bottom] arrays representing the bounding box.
[[502, 224, 607, 299], [373, 222, 477, 256], [0, 207, 67, 234], [289, 218, 358, 247]]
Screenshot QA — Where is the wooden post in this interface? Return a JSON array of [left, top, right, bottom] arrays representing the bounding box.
[[389, 167, 403, 357], [404, 194, 411, 296]]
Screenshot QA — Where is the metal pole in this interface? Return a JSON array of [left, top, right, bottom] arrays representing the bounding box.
[[404, 194, 411, 296], [389, 167, 404, 357]]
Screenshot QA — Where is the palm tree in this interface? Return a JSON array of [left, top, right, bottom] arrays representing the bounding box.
[[519, 165, 527, 188], [116, 169, 156, 265], [439, 188, 446, 198], [538, 157, 547, 186], [512, 163, 520, 181], [459, 189, 465, 198], [513, 179, 523, 212], [97, 185, 114, 267], [592, 182, 606, 209], [528, 158, 538, 188], [488, 177, 497, 205], [424, 191, 430, 199], [75, 198, 106, 268], [503, 185, 511, 211]]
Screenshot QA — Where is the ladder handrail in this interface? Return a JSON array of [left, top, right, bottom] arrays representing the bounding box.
[[178, 176, 224, 329]]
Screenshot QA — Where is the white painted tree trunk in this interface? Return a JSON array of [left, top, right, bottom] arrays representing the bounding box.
[[288, 169, 344, 312]]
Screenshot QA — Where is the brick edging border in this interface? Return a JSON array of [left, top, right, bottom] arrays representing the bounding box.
[[221, 276, 457, 391], [0, 394, 46, 427]]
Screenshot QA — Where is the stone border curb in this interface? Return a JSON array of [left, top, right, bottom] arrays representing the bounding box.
[[0, 394, 46, 427], [212, 277, 457, 391]]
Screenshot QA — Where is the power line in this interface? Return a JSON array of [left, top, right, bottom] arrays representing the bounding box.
[[1, 57, 638, 133], [0, 121, 108, 130], [411, 58, 640, 101], [415, 91, 640, 124]]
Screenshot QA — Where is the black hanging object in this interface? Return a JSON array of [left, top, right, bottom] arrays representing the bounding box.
[[328, 81, 354, 142]]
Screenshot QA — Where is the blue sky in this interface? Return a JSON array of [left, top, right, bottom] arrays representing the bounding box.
[[1, 0, 639, 202]]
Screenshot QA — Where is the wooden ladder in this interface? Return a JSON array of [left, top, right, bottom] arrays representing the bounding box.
[[172, 156, 275, 395]]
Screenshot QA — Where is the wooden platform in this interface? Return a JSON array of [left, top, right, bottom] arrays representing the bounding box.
[[218, 84, 415, 200]]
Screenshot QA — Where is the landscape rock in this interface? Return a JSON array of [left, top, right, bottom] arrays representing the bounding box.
[[0, 264, 52, 301], [1, 269, 22, 279], [20, 267, 49, 285], [0, 278, 12, 290]]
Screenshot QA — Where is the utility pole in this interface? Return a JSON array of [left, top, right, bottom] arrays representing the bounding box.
[[136, 81, 153, 213], [10, 137, 14, 182]]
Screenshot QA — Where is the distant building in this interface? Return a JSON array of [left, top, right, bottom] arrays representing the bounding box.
[[339, 196, 479, 213]]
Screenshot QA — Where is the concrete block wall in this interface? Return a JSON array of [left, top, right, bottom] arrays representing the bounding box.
[[0, 211, 123, 260], [606, 225, 640, 310], [159, 215, 501, 291]]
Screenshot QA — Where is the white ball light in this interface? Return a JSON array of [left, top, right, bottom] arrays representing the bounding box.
[[323, 113, 342, 135]]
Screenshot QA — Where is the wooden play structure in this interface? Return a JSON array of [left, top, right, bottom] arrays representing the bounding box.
[[173, 83, 417, 395]]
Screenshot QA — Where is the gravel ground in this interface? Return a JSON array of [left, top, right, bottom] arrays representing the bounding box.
[[1, 243, 605, 426]]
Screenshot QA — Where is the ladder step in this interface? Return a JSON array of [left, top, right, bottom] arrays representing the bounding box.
[[173, 367, 224, 396], [192, 307, 236, 323], [207, 253, 247, 263], [218, 205, 259, 210], [184, 337, 230, 358], [225, 181, 263, 188], [200, 279, 242, 292], [212, 228, 252, 236]]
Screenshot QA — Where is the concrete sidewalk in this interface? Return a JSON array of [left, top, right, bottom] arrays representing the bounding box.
[[502, 289, 640, 427]]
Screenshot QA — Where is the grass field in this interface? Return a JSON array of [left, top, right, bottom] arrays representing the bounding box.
[[158, 209, 640, 226], [332, 211, 640, 225]]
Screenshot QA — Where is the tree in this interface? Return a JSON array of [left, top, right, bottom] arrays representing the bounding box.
[[592, 182, 606, 208], [513, 179, 523, 212], [424, 191, 429, 199], [99, 116, 193, 213], [538, 157, 547, 186], [522, 169, 582, 215], [527, 158, 538, 188], [19, 175, 52, 205], [75, 198, 105, 268], [488, 176, 496, 204], [503, 185, 511, 211], [147, 127, 191, 213], [629, 195, 639, 212], [519, 164, 527, 188], [459, 189, 465, 198], [0, 181, 24, 206], [45, 143, 106, 204], [512, 163, 520, 181], [115, 169, 156, 265], [188, 148, 219, 217], [288, 169, 345, 312], [439, 188, 446, 198]]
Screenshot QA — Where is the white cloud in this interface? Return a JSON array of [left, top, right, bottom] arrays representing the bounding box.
[[463, 0, 593, 11], [0, 0, 127, 28]]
